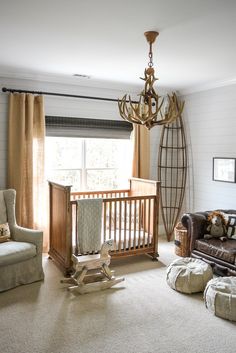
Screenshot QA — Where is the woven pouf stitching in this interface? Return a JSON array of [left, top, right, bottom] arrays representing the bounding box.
[[166, 257, 213, 294], [204, 276, 236, 321]]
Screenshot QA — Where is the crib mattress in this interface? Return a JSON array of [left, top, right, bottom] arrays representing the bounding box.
[[105, 229, 153, 250], [73, 229, 153, 252]]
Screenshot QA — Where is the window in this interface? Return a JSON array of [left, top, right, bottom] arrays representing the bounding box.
[[45, 116, 133, 191], [45, 137, 132, 191]]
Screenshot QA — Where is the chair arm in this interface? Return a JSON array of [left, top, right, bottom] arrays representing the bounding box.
[[11, 225, 43, 254], [181, 212, 208, 253]]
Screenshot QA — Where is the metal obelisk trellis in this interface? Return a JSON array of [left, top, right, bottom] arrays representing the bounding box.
[[158, 115, 187, 241]]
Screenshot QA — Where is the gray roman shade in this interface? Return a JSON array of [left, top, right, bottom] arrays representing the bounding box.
[[45, 116, 133, 139]]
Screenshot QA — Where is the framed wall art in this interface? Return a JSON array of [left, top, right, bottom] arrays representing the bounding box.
[[213, 157, 236, 183]]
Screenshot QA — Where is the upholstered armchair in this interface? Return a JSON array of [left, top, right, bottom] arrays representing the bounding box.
[[0, 189, 44, 292]]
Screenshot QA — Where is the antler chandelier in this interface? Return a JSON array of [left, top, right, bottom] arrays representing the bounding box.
[[118, 31, 184, 130]]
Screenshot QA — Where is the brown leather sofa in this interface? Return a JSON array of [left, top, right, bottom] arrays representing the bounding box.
[[181, 210, 236, 276]]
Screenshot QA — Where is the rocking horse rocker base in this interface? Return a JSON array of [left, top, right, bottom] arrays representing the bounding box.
[[61, 241, 124, 294]]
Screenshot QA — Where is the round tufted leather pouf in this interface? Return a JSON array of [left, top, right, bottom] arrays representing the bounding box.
[[204, 276, 236, 321], [166, 257, 213, 294]]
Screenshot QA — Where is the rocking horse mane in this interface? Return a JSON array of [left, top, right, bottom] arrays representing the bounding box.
[[207, 211, 227, 225]]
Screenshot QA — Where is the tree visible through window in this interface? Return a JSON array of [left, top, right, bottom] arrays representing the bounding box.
[[45, 137, 132, 191]]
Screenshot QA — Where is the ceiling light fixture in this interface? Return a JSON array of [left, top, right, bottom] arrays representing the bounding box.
[[118, 31, 184, 130]]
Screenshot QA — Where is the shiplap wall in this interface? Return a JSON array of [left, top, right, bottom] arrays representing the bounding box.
[[183, 84, 236, 212], [0, 76, 159, 188]]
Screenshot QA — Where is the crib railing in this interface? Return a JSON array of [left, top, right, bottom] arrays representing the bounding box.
[[71, 189, 130, 199], [71, 194, 157, 258]]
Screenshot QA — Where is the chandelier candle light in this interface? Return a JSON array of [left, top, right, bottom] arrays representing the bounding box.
[[118, 31, 184, 129]]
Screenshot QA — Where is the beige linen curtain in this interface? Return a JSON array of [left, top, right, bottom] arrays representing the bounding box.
[[132, 124, 150, 179], [8, 93, 48, 248]]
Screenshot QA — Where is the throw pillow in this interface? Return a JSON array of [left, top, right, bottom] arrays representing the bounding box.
[[0, 222, 11, 243], [222, 213, 236, 240]]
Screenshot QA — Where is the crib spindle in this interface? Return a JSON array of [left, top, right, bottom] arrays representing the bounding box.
[[124, 200, 127, 251], [143, 199, 147, 247], [147, 199, 151, 246], [128, 200, 132, 249], [118, 200, 122, 252], [133, 200, 137, 249], [103, 202, 107, 243], [114, 200, 117, 248], [138, 199, 142, 249], [108, 200, 112, 239]]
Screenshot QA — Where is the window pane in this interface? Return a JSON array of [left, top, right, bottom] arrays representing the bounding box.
[[85, 139, 130, 168], [47, 169, 81, 191], [45, 137, 82, 169], [86, 169, 119, 190]]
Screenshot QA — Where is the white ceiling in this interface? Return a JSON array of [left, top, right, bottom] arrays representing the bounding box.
[[1, 0, 236, 93]]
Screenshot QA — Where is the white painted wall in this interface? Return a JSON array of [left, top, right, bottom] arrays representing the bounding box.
[[0, 76, 160, 188], [183, 84, 236, 212]]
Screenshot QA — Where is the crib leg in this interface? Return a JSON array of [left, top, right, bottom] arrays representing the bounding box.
[[148, 252, 159, 261]]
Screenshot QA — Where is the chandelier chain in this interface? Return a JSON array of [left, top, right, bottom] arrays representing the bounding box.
[[148, 43, 153, 67]]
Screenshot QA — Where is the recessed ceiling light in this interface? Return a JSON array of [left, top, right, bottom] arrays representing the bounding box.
[[73, 74, 90, 79]]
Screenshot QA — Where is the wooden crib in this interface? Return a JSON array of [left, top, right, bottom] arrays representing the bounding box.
[[48, 178, 160, 274]]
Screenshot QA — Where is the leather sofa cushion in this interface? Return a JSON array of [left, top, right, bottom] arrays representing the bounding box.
[[195, 238, 236, 264], [0, 241, 36, 267]]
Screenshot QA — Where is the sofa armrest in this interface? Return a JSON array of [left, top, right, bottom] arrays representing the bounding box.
[[181, 212, 208, 253], [11, 225, 43, 254]]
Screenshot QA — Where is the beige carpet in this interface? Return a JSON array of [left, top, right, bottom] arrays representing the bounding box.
[[1, 237, 235, 353]]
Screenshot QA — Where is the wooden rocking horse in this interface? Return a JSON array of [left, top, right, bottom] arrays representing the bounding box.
[[61, 239, 124, 294], [61, 198, 124, 294]]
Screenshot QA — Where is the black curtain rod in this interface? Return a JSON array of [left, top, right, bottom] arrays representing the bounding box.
[[2, 87, 138, 103]]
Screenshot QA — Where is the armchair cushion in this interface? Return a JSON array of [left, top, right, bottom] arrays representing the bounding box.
[[222, 213, 236, 239], [0, 241, 36, 267]]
